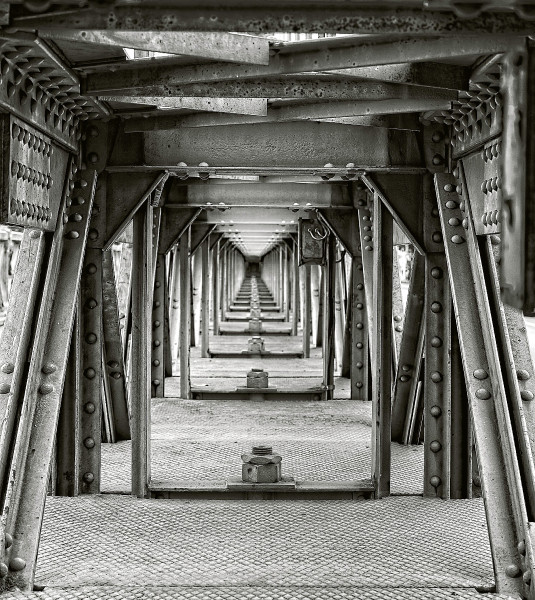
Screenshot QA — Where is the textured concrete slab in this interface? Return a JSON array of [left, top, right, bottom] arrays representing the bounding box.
[[34, 496, 494, 591]]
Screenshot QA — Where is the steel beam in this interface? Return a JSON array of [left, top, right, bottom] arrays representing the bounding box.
[[179, 229, 191, 398], [371, 194, 393, 498], [103, 96, 268, 116], [130, 201, 152, 498], [151, 254, 166, 398], [39, 30, 270, 64], [140, 122, 421, 169], [84, 35, 521, 94], [322, 235, 336, 400]]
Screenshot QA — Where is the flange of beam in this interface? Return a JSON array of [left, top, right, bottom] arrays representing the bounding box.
[[15, 5, 535, 35], [39, 30, 270, 65], [83, 35, 521, 95]]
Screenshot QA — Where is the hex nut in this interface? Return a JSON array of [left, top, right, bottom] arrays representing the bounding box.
[[242, 462, 281, 484], [241, 453, 282, 465]]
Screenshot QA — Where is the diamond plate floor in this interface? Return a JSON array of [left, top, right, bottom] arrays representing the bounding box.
[[101, 398, 424, 494], [31, 496, 496, 595]]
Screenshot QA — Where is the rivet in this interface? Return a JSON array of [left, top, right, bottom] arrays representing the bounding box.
[[448, 218, 460, 227], [356, 362, 363, 368], [154, 320, 161, 327], [395, 325, 402, 332], [476, 388, 491, 400], [153, 359, 160, 367], [431, 336, 442, 348], [431, 371, 443, 383], [521, 390, 534, 401], [9, 557, 26, 572], [357, 283, 364, 290], [451, 235, 465, 244], [86, 263, 97, 274], [445, 200, 457, 209], [432, 231, 442, 243], [153, 379, 160, 386], [86, 298, 98, 309], [356, 303, 363, 310], [84, 402, 95, 414], [430, 405, 442, 417], [523, 570, 531, 585], [111, 372, 122, 380], [4, 533, 12, 549], [431, 207, 439, 218], [154, 301, 161, 308], [401, 364, 411, 372], [356, 322, 363, 330], [356, 342, 363, 349], [459, 201, 465, 211], [473, 369, 488, 380], [0, 384, 10, 394], [84, 437, 95, 449], [518, 540, 526, 555], [154, 340, 161, 347], [399, 375, 410, 382], [0, 563, 7, 578], [88, 228, 98, 241], [155, 281, 161, 288], [462, 218, 468, 229], [432, 154, 444, 166], [431, 131, 443, 143], [87, 152, 99, 164], [39, 382, 54, 395], [431, 267, 443, 279], [491, 235, 500, 246], [85, 332, 97, 344], [394, 315, 402, 323], [505, 564, 521, 578], [430, 475, 441, 488], [70, 213, 83, 222], [1, 363, 14, 374], [364, 246, 373, 252], [356, 382, 363, 389], [108, 361, 119, 369], [84, 367, 96, 379], [431, 302, 442, 313], [430, 440, 442, 453], [83, 472, 94, 483], [65, 230, 79, 239], [517, 369, 530, 381]]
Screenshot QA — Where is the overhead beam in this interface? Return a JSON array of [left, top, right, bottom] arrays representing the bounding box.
[[38, 30, 270, 64], [99, 76, 463, 99], [202, 207, 307, 224], [183, 182, 350, 208], [102, 96, 267, 115], [83, 35, 521, 94], [131, 122, 422, 169], [15, 5, 535, 35]]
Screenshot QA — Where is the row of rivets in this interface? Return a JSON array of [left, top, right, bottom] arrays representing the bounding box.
[[10, 199, 51, 223], [481, 176, 501, 195], [482, 210, 501, 227], [482, 142, 501, 163], [11, 124, 51, 155], [10, 161, 52, 188]]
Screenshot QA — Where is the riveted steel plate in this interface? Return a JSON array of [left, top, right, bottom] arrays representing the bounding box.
[[100, 398, 423, 494], [3, 587, 519, 600], [35, 495, 493, 590], [0, 115, 69, 230]]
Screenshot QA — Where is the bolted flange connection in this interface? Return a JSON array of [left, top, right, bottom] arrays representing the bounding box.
[[249, 318, 262, 334], [247, 337, 265, 353], [247, 368, 268, 388], [242, 445, 282, 483]]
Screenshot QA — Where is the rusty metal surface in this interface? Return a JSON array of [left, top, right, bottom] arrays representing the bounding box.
[[34, 495, 493, 589]]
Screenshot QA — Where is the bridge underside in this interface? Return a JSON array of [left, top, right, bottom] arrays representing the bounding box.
[[0, 2, 533, 599]]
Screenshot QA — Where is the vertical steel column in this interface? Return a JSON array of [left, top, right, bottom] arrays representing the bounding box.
[[131, 202, 152, 498], [310, 264, 321, 346], [284, 244, 290, 321], [292, 240, 299, 336], [169, 246, 181, 361], [323, 235, 336, 400], [371, 196, 393, 498], [102, 249, 130, 441], [303, 265, 311, 358], [423, 252, 452, 498], [358, 202, 375, 369], [221, 244, 228, 319], [201, 238, 210, 358], [392, 252, 405, 364], [191, 249, 202, 347], [179, 230, 191, 399], [334, 246, 345, 371], [151, 254, 166, 398], [79, 247, 103, 494], [56, 303, 80, 497], [163, 253, 173, 378], [212, 238, 220, 336], [351, 253, 369, 401]]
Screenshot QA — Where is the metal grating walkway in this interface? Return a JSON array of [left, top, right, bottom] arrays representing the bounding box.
[[25, 495, 503, 599]]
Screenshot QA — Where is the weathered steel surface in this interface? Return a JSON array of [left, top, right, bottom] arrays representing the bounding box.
[[423, 252, 452, 499], [435, 172, 528, 596], [322, 235, 336, 400], [140, 123, 421, 169], [131, 201, 152, 498], [79, 246, 103, 492], [0, 115, 69, 230], [391, 251, 425, 443], [179, 229, 191, 399], [101, 249, 130, 440], [83, 35, 520, 94], [371, 196, 393, 498], [501, 44, 535, 313], [40, 30, 270, 64], [152, 254, 166, 398], [6, 168, 96, 590], [103, 96, 268, 116], [160, 207, 200, 255], [350, 251, 369, 401], [318, 208, 360, 257]]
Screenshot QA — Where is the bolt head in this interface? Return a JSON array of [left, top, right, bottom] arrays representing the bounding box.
[[84, 437, 95, 449], [83, 472, 94, 483], [9, 557, 26, 572]]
